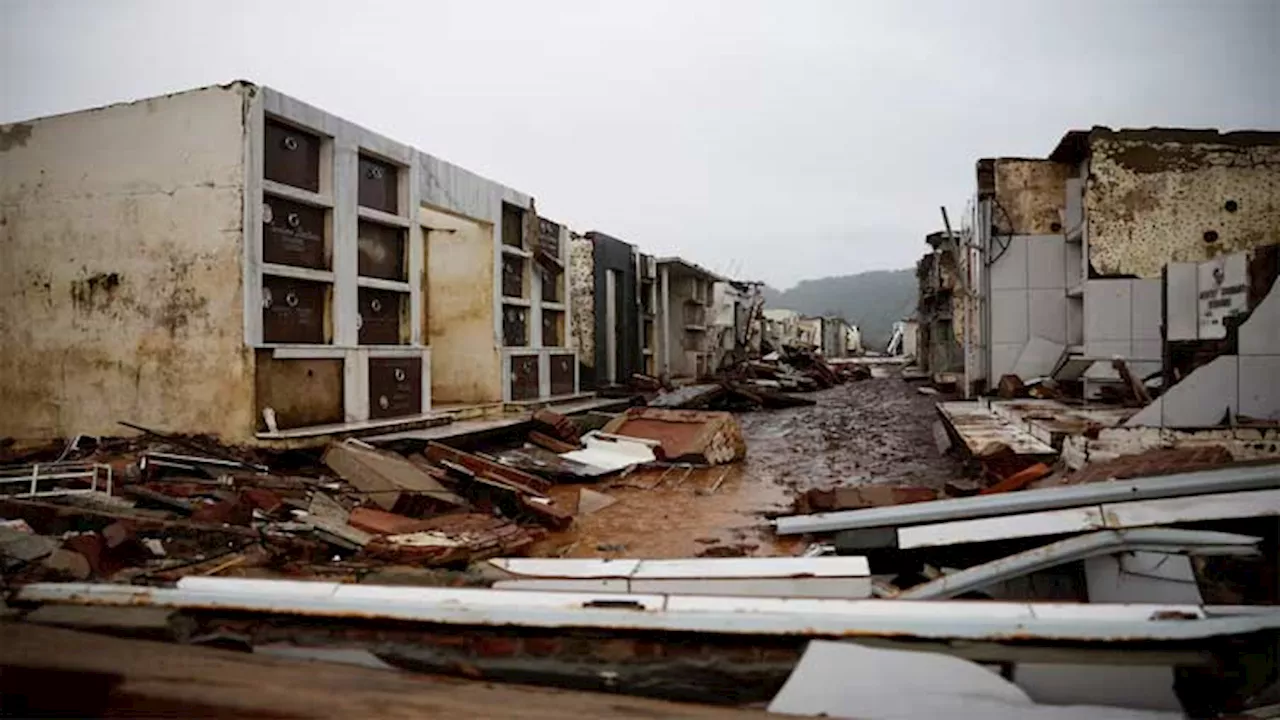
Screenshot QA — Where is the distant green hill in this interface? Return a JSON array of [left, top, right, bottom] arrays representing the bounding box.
[[763, 268, 916, 352]]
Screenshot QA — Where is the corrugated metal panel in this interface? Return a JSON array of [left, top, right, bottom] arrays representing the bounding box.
[[16, 578, 1280, 642], [774, 462, 1280, 536]]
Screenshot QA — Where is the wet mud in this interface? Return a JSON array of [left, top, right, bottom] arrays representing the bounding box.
[[537, 377, 966, 559]]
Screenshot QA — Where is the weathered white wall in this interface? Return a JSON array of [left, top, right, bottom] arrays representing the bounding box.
[[986, 235, 1071, 380], [421, 206, 500, 405], [0, 85, 253, 442]]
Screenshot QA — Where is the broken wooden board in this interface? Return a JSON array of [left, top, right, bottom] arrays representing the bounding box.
[[601, 408, 746, 465], [424, 442, 552, 494]]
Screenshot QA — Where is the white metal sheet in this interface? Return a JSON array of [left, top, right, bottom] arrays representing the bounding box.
[[899, 489, 1280, 550], [490, 556, 870, 580], [899, 506, 1104, 549], [489, 558, 642, 578], [21, 579, 1280, 642], [494, 577, 872, 599]]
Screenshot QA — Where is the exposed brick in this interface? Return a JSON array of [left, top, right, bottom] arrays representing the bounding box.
[[1068, 446, 1234, 485], [592, 638, 638, 662], [662, 640, 706, 659], [631, 640, 662, 659], [715, 642, 762, 664], [239, 487, 283, 514], [348, 506, 435, 535], [521, 636, 562, 657], [190, 498, 252, 526], [472, 635, 520, 658], [760, 646, 803, 663], [560, 636, 597, 658], [420, 632, 470, 649]]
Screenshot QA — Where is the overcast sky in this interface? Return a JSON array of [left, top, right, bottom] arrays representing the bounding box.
[[3, 1, 1277, 288]]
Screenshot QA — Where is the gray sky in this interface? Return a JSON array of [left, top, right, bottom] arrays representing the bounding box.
[[3, 0, 1277, 288]]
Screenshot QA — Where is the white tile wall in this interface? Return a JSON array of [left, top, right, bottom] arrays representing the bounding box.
[[1239, 355, 1280, 420], [1126, 356, 1239, 428], [1028, 237, 1067, 289], [989, 237, 1028, 290], [1132, 279, 1163, 341], [1084, 280, 1132, 342], [990, 289, 1029, 344], [991, 343, 1024, 381], [1165, 263, 1199, 342], [1240, 276, 1280, 355], [1067, 297, 1084, 346], [1029, 290, 1068, 344]]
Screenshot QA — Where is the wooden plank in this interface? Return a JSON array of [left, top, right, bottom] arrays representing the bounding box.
[[0, 624, 764, 720]]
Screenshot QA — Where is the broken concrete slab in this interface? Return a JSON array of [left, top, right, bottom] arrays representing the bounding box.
[[576, 488, 617, 516], [424, 442, 552, 495], [323, 440, 466, 515], [602, 408, 746, 465], [559, 432, 659, 477]]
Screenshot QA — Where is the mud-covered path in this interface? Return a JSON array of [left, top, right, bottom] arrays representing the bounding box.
[[537, 377, 965, 559]]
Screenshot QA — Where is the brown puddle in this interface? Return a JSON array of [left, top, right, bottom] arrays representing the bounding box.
[[535, 378, 965, 559]]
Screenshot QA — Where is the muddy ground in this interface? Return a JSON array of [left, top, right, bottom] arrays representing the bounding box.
[[537, 376, 967, 559]]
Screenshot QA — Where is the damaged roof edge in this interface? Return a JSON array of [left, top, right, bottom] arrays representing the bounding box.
[[1048, 125, 1280, 163], [774, 461, 1280, 536], [14, 578, 1280, 642], [898, 528, 1261, 600]]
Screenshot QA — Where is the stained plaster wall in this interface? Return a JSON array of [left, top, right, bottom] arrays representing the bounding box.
[[421, 205, 500, 405], [659, 265, 713, 379], [1085, 130, 1280, 278], [0, 85, 253, 442], [568, 233, 595, 379], [991, 160, 1072, 235]]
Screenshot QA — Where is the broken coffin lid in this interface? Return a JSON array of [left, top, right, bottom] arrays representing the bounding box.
[[488, 556, 872, 598], [601, 408, 746, 465], [322, 440, 465, 515]]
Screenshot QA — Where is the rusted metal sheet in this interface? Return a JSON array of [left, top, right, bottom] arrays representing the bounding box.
[[549, 353, 575, 396], [602, 408, 745, 465], [264, 119, 320, 192], [357, 288, 405, 345], [503, 306, 528, 347], [368, 357, 421, 419], [262, 275, 328, 344], [509, 355, 539, 400], [357, 155, 398, 214], [357, 221, 405, 281], [262, 197, 326, 270], [254, 351, 344, 430], [502, 255, 525, 298], [542, 310, 564, 348]]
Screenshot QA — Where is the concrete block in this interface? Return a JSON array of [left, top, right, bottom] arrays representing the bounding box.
[[990, 290, 1028, 344], [1027, 237, 1066, 289], [1131, 279, 1163, 341], [1127, 355, 1238, 428], [1239, 355, 1280, 421], [1166, 262, 1199, 342], [1240, 276, 1280, 355], [1028, 290, 1067, 344], [1084, 280, 1131, 342], [989, 237, 1028, 290]]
